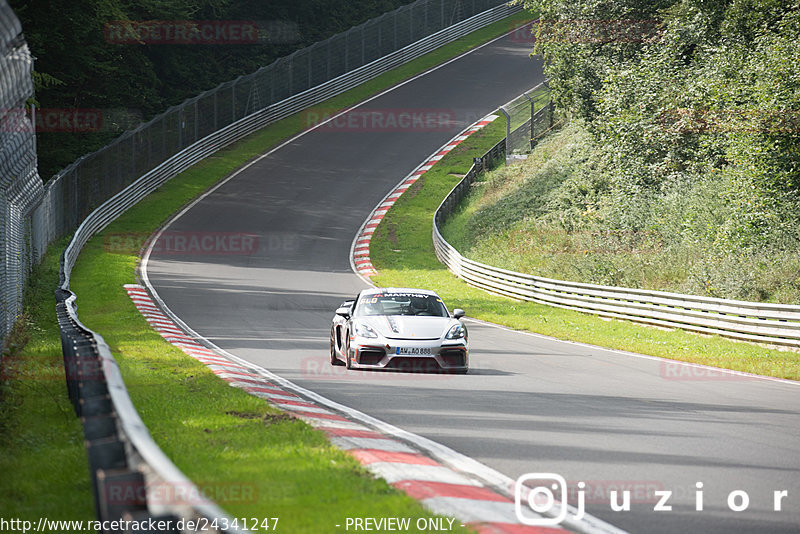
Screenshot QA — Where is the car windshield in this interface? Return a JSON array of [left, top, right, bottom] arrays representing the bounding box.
[[355, 293, 448, 317]]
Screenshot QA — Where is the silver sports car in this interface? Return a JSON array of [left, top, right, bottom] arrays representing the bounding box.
[[330, 287, 468, 373]]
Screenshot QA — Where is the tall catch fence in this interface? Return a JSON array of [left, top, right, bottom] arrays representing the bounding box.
[[0, 0, 519, 347], [0, 1, 40, 346], [499, 83, 553, 160], [47, 0, 515, 244], [3, 0, 526, 528]]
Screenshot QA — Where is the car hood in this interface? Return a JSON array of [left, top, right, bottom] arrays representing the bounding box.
[[361, 315, 456, 340]]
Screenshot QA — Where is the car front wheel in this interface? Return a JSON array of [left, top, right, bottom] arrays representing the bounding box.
[[330, 329, 344, 366], [345, 332, 353, 370]]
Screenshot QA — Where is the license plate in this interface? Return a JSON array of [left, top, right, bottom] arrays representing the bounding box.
[[396, 347, 432, 356]]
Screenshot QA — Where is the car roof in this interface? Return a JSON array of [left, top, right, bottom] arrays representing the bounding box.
[[358, 287, 439, 298]]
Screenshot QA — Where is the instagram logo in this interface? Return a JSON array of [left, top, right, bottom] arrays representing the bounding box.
[[515, 473, 572, 526]]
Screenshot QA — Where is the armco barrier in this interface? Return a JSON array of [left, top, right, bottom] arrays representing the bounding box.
[[57, 287, 234, 532], [54, 4, 523, 530], [433, 103, 800, 349]]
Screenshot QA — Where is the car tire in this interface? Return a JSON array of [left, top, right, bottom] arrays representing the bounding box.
[[345, 332, 353, 370], [330, 331, 344, 366]]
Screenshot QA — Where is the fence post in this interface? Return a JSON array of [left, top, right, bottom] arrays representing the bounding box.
[[345, 30, 349, 71], [232, 78, 237, 122], [499, 106, 511, 160], [410, 3, 414, 41], [524, 91, 534, 150], [308, 49, 313, 89], [327, 41, 332, 79], [72, 169, 79, 228]]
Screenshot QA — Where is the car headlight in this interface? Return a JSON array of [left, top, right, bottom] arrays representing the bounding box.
[[445, 323, 466, 339], [354, 322, 378, 339]]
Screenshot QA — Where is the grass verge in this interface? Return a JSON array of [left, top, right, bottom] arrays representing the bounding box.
[[0, 11, 535, 530], [0, 236, 95, 521], [369, 116, 800, 381]]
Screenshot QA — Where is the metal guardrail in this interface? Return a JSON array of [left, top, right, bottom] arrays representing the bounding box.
[[53, 4, 523, 530], [433, 101, 800, 349], [3, 0, 521, 347], [57, 288, 239, 533]]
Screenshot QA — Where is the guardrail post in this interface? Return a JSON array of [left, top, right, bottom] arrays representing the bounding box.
[[82, 414, 118, 442], [86, 437, 128, 522], [97, 469, 149, 528]]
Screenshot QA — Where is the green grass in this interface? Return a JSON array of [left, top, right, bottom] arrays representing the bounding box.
[[369, 114, 800, 381], [441, 121, 800, 303], [71, 234, 460, 530], [0, 12, 537, 530], [0, 237, 95, 521]]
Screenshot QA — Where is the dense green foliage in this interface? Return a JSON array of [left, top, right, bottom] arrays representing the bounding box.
[[461, 0, 800, 302], [369, 113, 799, 379], [12, 0, 414, 178]]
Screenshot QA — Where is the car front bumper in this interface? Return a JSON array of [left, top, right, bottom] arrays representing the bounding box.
[[350, 337, 468, 372]]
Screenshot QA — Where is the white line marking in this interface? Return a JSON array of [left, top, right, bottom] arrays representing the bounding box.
[[462, 316, 800, 387], [137, 21, 624, 534]]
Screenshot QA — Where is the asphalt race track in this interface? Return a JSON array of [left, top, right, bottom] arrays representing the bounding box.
[[145, 28, 800, 534]]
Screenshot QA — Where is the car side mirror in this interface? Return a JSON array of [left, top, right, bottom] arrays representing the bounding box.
[[335, 306, 351, 318], [453, 308, 465, 319]]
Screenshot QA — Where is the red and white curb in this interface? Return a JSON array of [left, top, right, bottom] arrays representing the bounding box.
[[123, 284, 587, 533], [351, 115, 499, 278]]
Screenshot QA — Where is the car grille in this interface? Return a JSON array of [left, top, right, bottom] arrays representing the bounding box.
[[440, 348, 466, 367], [357, 347, 385, 365]]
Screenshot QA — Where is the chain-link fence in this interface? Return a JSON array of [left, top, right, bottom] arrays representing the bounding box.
[[499, 81, 554, 160], [0, 0, 40, 346], [0, 0, 517, 347], [41, 0, 511, 244], [436, 85, 554, 227]]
